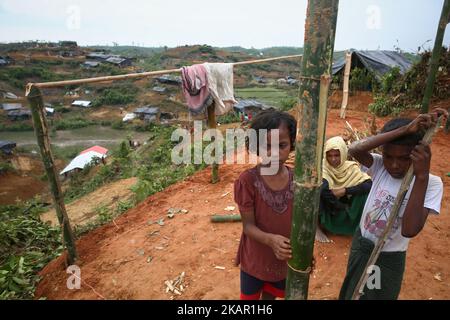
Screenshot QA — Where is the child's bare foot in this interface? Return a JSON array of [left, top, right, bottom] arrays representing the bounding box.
[[315, 227, 331, 243]]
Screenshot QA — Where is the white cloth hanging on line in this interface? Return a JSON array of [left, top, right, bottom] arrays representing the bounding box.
[[203, 63, 237, 116]]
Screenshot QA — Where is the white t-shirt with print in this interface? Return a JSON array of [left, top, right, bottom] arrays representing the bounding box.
[[359, 153, 443, 252]]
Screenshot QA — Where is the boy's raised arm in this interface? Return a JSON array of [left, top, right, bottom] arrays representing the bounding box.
[[348, 112, 442, 168]]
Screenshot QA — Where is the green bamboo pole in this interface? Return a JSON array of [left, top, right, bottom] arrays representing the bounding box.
[[26, 84, 78, 265], [207, 102, 219, 183], [210, 214, 241, 223], [421, 0, 450, 113], [285, 0, 339, 300], [351, 117, 442, 300]]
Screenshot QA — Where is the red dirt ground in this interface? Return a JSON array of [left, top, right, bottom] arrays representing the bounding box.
[[35, 109, 449, 300], [0, 155, 66, 205]]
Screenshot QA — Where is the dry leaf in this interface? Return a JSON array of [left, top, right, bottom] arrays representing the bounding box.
[[434, 273, 442, 281]]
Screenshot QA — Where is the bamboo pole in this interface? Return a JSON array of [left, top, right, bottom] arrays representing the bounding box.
[[207, 103, 219, 183], [351, 117, 442, 300], [340, 51, 352, 119], [210, 214, 241, 223], [285, 0, 339, 300], [26, 85, 78, 265], [28, 54, 302, 89], [420, 0, 450, 113], [232, 54, 302, 66]]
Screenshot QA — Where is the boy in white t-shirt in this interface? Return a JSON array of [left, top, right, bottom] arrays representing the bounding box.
[[339, 109, 447, 300]]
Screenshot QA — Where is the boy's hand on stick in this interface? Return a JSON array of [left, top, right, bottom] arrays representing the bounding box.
[[406, 114, 435, 134], [269, 234, 292, 261], [432, 107, 449, 127], [406, 108, 448, 135], [410, 141, 431, 180]]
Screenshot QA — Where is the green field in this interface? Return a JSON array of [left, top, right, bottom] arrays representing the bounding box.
[[234, 87, 296, 108]]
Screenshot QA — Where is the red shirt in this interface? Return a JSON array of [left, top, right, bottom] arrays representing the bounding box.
[[234, 166, 294, 282]]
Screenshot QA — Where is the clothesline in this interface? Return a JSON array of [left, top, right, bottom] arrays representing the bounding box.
[[26, 54, 303, 91]]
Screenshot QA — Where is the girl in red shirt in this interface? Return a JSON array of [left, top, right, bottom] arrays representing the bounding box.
[[234, 110, 297, 300]]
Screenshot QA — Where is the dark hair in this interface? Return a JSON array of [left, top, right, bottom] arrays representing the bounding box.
[[247, 110, 297, 154], [381, 118, 424, 146]]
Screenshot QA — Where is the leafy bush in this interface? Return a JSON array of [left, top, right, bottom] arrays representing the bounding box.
[[349, 67, 376, 92], [0, 201, 62, 299], [380, 66, 401, 94], [217, 112, 241, 124], [279, 97, 297, 111], [0, 67, 64, 88], [0, 162, 14, 174], [0, 123, 34, 132], [111, 120, 126, 130], [92, 84, 139, 107], [369, 95, 420, 117], [368, 48, 449, 116], [368, 95, 391, 117], [196, 45, 216, 55], [52, 117, 96, 130]]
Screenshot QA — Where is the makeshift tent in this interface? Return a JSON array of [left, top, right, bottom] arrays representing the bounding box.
[[82, 61, 100, 68], [105, 57, 132, 67], [2, 103, 22, 111], [2, 92, 18, 99], [71, 100, 92, 108], [134, 106, 160, 122], [7, 109, 31, 120], [122, 113, 136, 122], [153, 86, 167, 93], [332, 50, 413, 79], [60, 150, 106, 175], [332, 50, 413, 119], [233, 99, 273, 119], [0, 141, 16, 155], [80, 145, 108, 155], [155, 74, 182, 85]]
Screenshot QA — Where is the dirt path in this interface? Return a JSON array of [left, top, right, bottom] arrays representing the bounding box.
[[35, 110, 450, 300], [41, 177, 138, 227]]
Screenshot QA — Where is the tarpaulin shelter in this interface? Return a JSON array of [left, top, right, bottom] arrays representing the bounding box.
[[60, 150, 106, 175], [0, 141, 16, 155], [332, 50, 413, 79]]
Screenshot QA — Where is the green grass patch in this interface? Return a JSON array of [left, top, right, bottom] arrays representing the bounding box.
[[234, 87, 295, 108]]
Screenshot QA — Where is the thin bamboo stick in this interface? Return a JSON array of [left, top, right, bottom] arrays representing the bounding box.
[[232, 54, 302, 66], [351, 117, 443, 300], [420, 0, 450, 113], [27, 54, 302, 89], [340, 51, 352, 119], [207, 103, 219, 183], [26, 85, 78, 265]]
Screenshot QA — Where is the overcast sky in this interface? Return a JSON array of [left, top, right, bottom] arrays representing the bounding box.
[[0, 0, 449, 51]]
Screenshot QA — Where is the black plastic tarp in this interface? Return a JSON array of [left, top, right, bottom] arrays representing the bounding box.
[[0, 141, 16, 155], [332, 50, 412, 79], [233, 99, 271, 112]]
